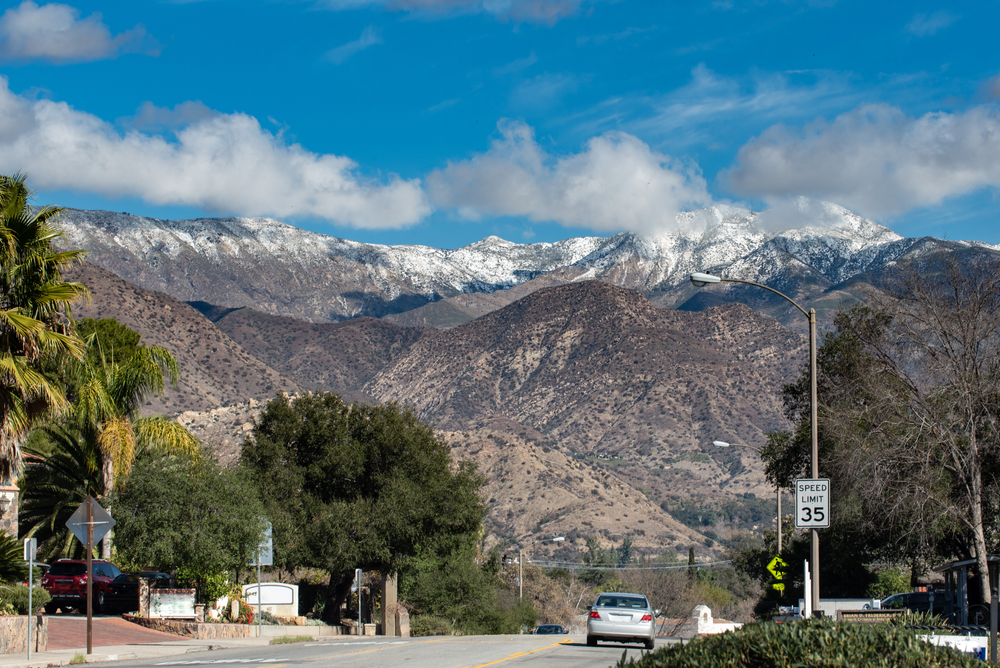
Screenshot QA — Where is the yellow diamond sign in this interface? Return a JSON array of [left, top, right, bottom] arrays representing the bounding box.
[[767, 555, 788, 580]]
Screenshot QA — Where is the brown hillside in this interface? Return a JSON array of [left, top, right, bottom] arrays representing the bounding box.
[[207, 309, 426, 397], [366, 280, 805, 504], [64, 262, 302, 414]]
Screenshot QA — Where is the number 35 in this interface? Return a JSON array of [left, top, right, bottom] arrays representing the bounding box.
[[801, 507, 825, 522]]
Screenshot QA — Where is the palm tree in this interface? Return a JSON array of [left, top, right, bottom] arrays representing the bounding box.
[[18, 424, 104, 561], [0, 174, 88, 480], [72, 338, 199, 557]]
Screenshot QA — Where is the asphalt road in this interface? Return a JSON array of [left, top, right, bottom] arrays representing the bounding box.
[[84, 634, 666, 668]]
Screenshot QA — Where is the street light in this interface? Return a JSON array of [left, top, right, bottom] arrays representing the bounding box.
[[713, 440, 782, 552], [693, 272, 820, 609]]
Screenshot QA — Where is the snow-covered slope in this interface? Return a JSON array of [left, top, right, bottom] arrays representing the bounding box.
[[55, 202, 988, 324]]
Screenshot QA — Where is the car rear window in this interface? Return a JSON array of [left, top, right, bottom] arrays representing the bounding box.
[[49, 563, 86, 576], [597, 595, 647, 609]]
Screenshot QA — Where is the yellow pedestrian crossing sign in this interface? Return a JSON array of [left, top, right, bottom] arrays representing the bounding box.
[[767, 555, 788, 580]]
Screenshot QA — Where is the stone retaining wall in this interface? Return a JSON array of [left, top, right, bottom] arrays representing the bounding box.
[[0, 615, 47, 654], [123, 615, 343, 639], [124, 615, 252, 639]]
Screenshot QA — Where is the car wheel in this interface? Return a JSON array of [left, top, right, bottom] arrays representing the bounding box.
[[586, 636, 597, 647], [644, 639, 654, 650], [43, 603, 57, 614], [95, 591, 105, 615]]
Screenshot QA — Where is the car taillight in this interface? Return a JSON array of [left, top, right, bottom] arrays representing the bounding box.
[[640, 614, 652, 622], [589, 611, 601, 619]]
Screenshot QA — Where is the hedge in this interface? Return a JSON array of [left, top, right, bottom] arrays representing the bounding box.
[[615, 618, 982, 668]]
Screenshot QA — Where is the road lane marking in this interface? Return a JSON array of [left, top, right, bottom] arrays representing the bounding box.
[[305, 640, 409, 647], [156, 659, 290, 665], [459, 639, 570, 668]]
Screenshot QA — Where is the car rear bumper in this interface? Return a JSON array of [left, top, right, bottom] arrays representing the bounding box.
[[587, 620, 655, 642]]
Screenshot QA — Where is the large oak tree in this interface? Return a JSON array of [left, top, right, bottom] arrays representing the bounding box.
[[241, 393, 486, 623]]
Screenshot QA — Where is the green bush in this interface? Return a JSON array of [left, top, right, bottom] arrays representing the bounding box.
[[0, 585, 50, 615], [866, 568, 910, 599], [410, 615, 453, 636], [617, 618, 982, 668]]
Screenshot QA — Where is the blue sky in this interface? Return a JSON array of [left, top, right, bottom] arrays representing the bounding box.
[[0, 0, 998, 249]]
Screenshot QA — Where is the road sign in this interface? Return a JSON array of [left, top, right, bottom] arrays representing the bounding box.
[[767, 555, 788, 580], [23, 537, 36, 562], [794, 478, 831, 528], [65, 496, 115, 546], [772, 583, 785, 592], [249, 521, 272, 566]]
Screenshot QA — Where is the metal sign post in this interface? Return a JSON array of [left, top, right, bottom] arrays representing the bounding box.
[[247, 521, 272, 638], [355, 568, 362, 635], [24, 538, 36, 660], [86, 496, 93, 653], [65, 496, 115, 655]]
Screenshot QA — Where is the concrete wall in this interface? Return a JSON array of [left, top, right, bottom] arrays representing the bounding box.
[[0, 615, 47, 654]]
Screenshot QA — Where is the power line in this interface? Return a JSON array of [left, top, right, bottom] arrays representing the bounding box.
[[523, 559, 733, 571]]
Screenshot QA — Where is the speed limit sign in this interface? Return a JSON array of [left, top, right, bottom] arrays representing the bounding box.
[[794, 478, 830, 528]]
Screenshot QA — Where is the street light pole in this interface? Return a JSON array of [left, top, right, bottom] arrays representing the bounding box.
[[694, 273, 820, 608], [712, 441, 781, 552]]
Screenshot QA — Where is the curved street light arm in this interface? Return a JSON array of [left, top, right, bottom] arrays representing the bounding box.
[[718, 278, 810, 319]]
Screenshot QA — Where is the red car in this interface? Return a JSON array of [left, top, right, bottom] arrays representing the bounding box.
[[41, 559, 122, 614]]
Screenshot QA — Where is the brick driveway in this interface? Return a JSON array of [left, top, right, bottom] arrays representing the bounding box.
[[46, 615, 184, 651]]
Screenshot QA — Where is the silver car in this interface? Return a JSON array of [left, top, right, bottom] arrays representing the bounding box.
[[586, 592, 657, 649]]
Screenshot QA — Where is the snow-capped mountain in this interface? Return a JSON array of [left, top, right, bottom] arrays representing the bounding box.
[[55, 202, 992, 324]]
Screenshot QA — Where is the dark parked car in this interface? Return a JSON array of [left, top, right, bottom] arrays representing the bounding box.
[[41, 559, 122, 614], [533, 624, 568, 634], [105, 572, 171, 613], [881, 591, 947, 616]]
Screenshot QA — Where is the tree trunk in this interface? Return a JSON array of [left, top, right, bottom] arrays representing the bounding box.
[[101, 458, 114, 560], [321, 571, 356, 625], [972, 494, 991, 606]]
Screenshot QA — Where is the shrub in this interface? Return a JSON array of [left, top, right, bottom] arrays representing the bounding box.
[[617, 618, 982, 668], [410, 615, 453, 636], [0, 585, 50, 615]]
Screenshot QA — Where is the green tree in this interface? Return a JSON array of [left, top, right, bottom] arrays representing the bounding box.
[[0, 174, 88, 479], [241, 393, 487, 623], [111, 449, 266, 588]]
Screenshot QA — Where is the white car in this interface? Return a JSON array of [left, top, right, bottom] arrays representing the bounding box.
[[586, 592, 657, 650]]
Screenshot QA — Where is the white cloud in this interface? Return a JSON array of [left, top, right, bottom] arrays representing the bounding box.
[[0, 77, 429, 228], [124, 101, 217, 132], [571, 64, 858, 148], [426, 119, 712, 235], [323, 25, 382, 64], [510, 72, 580, 109], [724, 103, 1000, 218], [906, 10, 959, 37], [316, 0, 582, 24], [0, 1, 159, 63]]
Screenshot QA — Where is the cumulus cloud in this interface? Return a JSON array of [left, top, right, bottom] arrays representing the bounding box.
[[906, 10, 959, 36], [316, 0, 582, 24], [724, 103, 1000, 218], [426, 119, 712, 235], [0, 77, 429, 228], [323, 25, 382, 64], [0, 1, 159, 63], [124, 101, 217, 133]]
